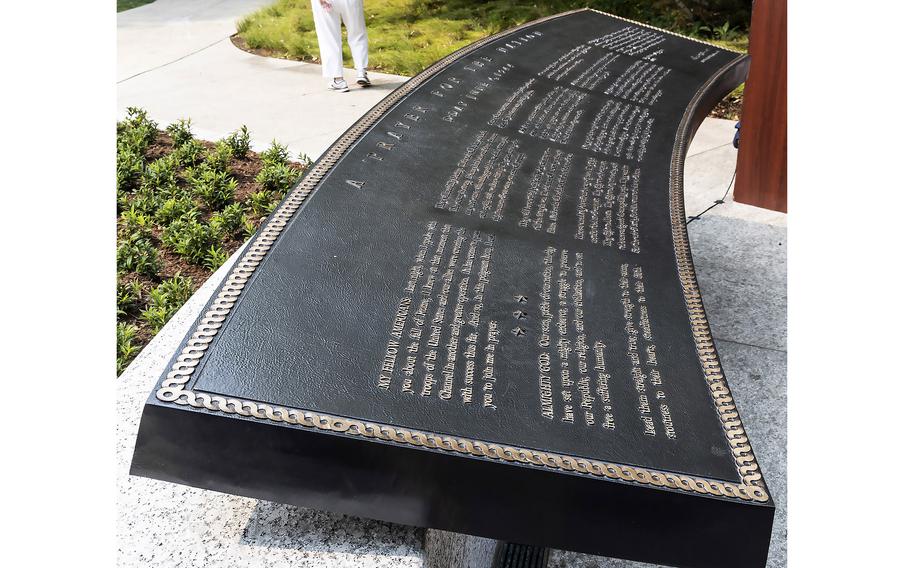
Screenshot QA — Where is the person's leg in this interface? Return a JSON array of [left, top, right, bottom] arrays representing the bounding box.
[[310, 0, 343, 80], [338, 0, 369, 74]]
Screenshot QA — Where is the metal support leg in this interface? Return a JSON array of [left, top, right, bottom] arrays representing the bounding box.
[[425, 529, 550, 568], [492, 541, 550, 567]]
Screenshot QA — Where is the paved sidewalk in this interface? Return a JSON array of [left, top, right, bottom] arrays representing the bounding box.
[[117, 0, 764, 196], [118, 0, 408, 160], [117, 2, 786, 566]]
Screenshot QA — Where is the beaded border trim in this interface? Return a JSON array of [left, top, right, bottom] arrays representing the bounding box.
[[154, 10, 768, 503], [668, 53, 766, 496], [587, 8, 739, 52]]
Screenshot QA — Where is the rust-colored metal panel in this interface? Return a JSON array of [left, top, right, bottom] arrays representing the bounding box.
[[734, 0, 787, 212]]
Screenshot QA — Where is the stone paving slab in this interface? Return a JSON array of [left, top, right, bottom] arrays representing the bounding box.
[[683, 134, 787, 228], [118, 37, 408, 160], [118, 0, 407, 160], [117, 0, 272, 81], [689, 216, 787, 351]]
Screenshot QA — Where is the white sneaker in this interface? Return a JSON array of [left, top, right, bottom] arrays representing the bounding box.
[[356, 71, 371, 87], [328, 78, 349, 92]]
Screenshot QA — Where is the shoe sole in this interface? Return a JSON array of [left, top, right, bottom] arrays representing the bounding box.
[[356, 80, 371, 87], [328, 87, 350, 93]]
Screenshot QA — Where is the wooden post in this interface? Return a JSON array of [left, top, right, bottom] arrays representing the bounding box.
[[734, 0, 787, 212]]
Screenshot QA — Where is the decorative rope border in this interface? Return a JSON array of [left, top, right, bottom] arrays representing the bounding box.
[[669, 53, 767, 493], [155, 10, 768, 503], [587, 8, 739, 52]]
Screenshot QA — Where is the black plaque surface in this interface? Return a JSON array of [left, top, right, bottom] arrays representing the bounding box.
[[131, 10, 772, 568]]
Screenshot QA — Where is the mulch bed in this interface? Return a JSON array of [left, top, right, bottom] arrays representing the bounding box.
[[118, 131, 305, 355], [710, 91, 744, 121], [132, 131, 299, 292]]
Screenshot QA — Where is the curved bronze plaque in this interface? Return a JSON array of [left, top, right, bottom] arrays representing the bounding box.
[[132, 10, 772, 567]]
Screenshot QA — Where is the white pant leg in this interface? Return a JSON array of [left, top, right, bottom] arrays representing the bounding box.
[[336, 0, 369, 72], [311, 0, 343, 78]]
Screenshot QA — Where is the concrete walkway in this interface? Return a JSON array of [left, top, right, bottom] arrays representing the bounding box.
[[117, 2, 786, 566], [118, 0, 408, 160], [116, 0, 769, 195]]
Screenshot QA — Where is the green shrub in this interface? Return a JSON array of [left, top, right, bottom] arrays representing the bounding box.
[[116, 278, 144, 318], [117, 128, 150, 155], [153, 274, 194, 308], [296, 152, 314, 170], [161, 183, 187, 201], [166, 118, 194, 147], [707, 21, 731, 40], [188, 167, 237, 209], [140, 274, 195, 333], [139, 306, 170, 335], [142, 154, 180, 193], [256, 161, 299, 194], [117, 232, 160, 276], [114, 108, 307, 365], [246, 190, 275, 217], [161, 273, 194, 298], [171, 138, 205, 167], [154, 197, 198, 225], [160, 214, 190, 250], [117, 107, 157, 153], [203, 245, 230, 271], [122, 106, 156, 130], [117, 322, 141, 374], [119, 206, 154, 237], [261, 139, 289, 166], [117, 186, 130, 213], [117, 145, 145, 193], [202, 140, 234, 173], [243, 217, 258, 239], [210, 203, 246, 239], [223, 126, 251, 158], [161, 214, 217, 264], [129, 186, 164, 216]]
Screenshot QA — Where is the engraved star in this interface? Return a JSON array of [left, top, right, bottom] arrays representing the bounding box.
[[513, 310, 527, 320], [511, 327, 526, 337], [514, 295, 528, 303]]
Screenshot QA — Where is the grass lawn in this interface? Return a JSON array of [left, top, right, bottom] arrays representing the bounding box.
[[236, 1, 749, 117], [237, 0, 749, 76], [116, 108, 311, 374], [117, 0, 155, 12]]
